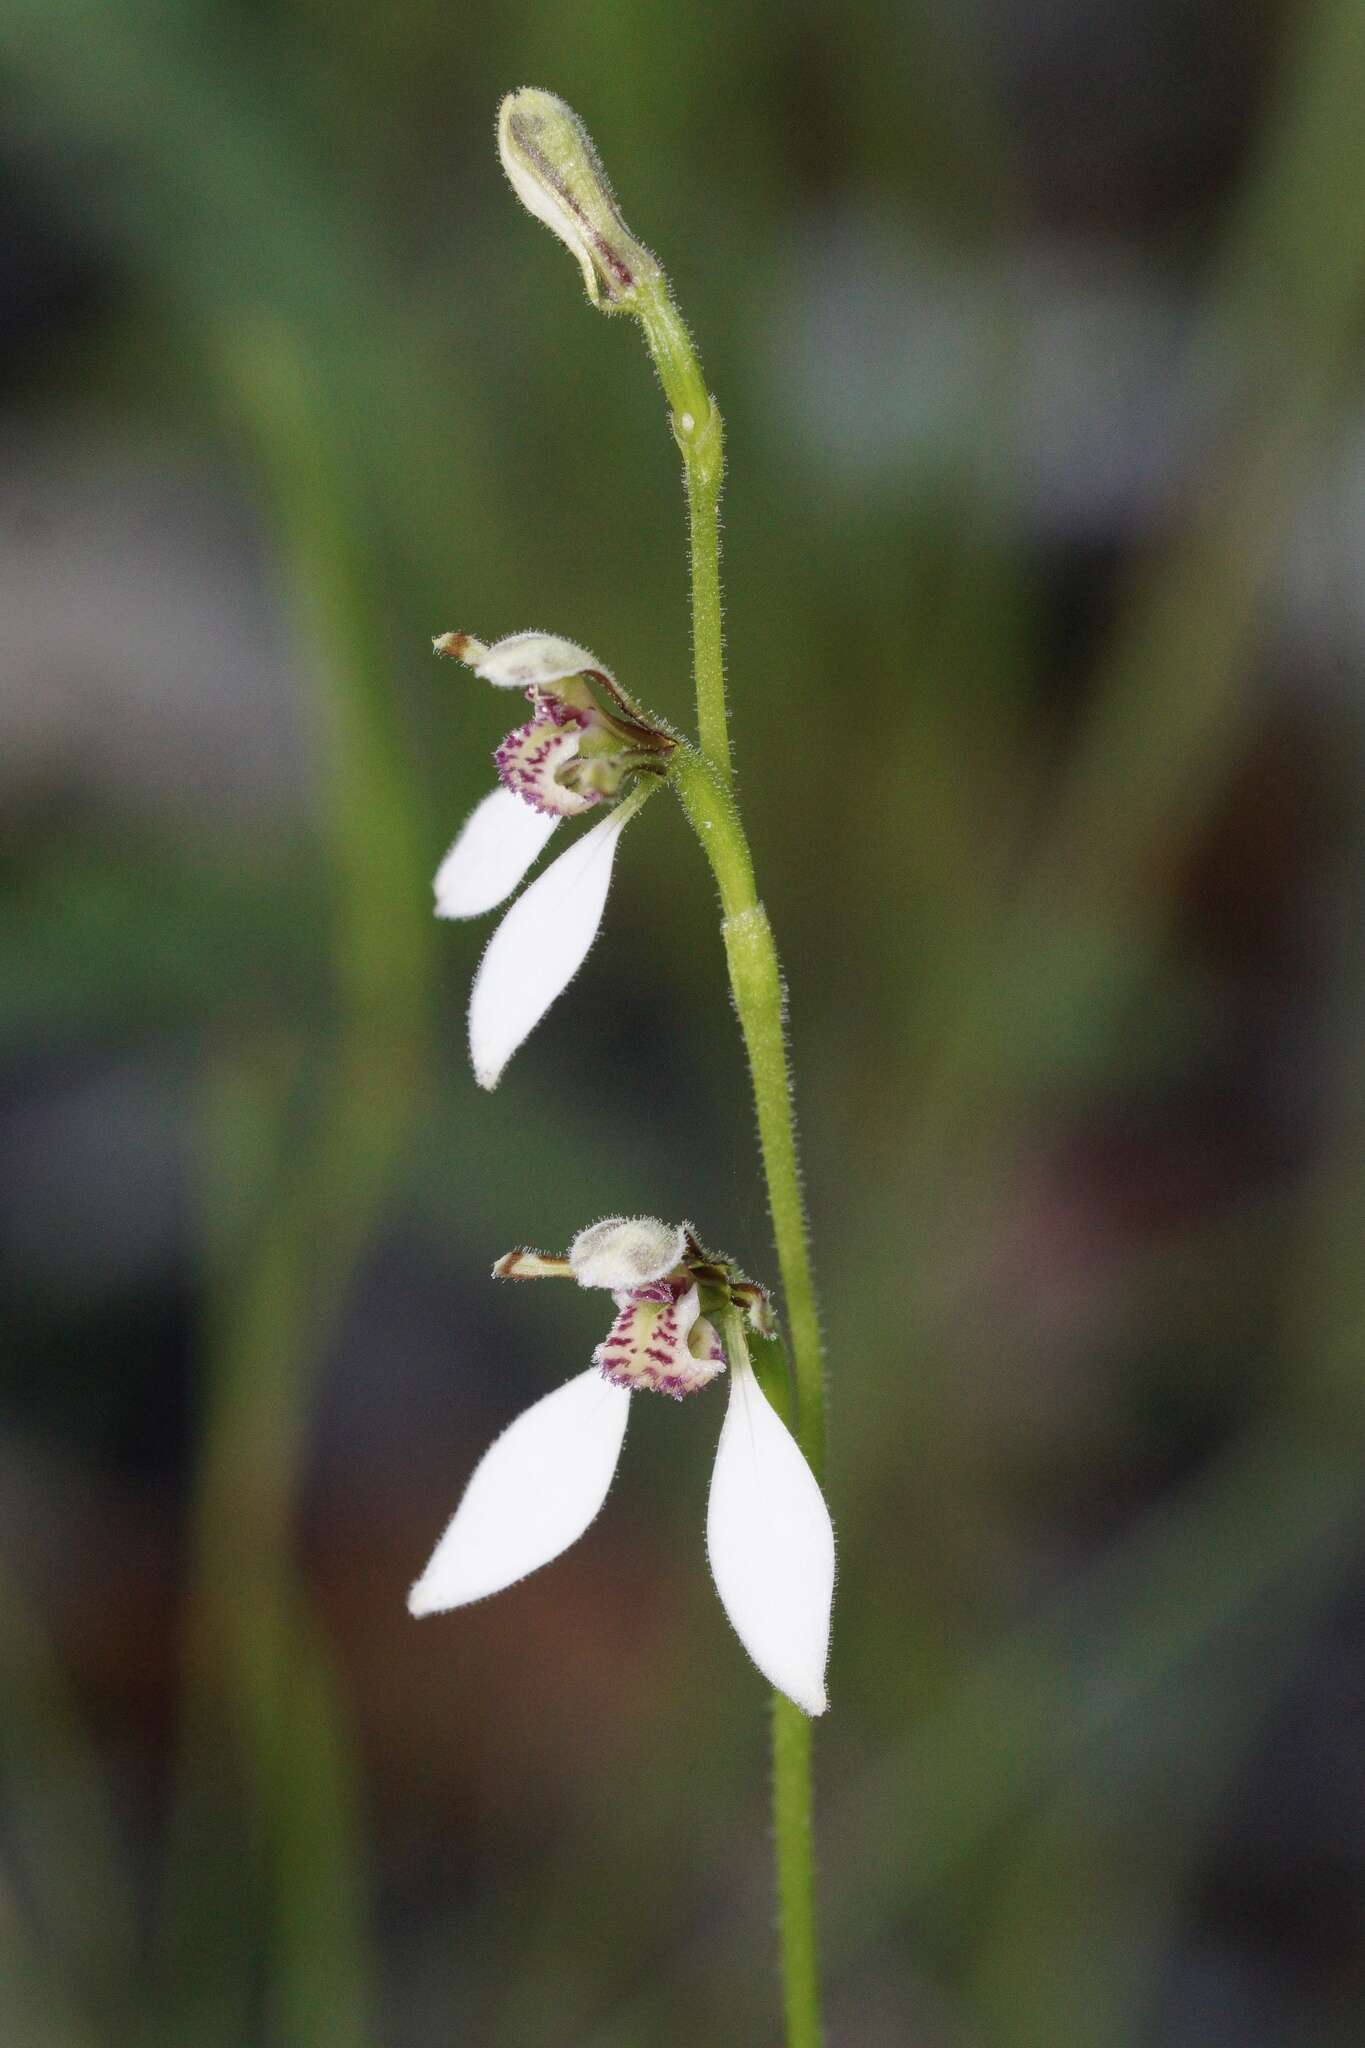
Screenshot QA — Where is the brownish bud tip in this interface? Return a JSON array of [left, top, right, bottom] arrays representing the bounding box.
[[433, 631, 487, 665]]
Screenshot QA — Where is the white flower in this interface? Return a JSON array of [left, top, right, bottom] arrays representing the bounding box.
[[408, 1218, 835, 1716], [432, 632, 674, 1090]]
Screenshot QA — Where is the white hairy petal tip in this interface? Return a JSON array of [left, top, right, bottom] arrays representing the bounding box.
[[407, 1369, 631, 1614], [468, 809, 627, 1089], [569, 1216, 687, 1290], [706, 1357, 835, 1716], [434, 787, 559, 919]]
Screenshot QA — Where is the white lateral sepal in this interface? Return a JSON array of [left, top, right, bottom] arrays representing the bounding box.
[[408, 1368, 631, 1613], [706, 1356, 834, 1716], [469, 809, 626, 1089], [435, 786, 560, 919]]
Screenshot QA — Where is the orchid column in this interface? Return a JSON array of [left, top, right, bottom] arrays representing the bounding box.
[[473, 89, 830, 2046]]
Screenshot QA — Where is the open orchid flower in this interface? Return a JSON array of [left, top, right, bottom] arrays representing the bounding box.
[[408, 1217, 835, 1716], [432, 632, 675, 1090]]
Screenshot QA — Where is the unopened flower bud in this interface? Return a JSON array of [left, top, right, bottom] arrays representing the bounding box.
[[498, 88, 661, 311]]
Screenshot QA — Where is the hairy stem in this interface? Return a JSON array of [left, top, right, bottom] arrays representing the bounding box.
[[771, 1696, 822, 2048], [639, 290, 731, 787], [648, 262, 827, 2038], [685, 435, 729, 783], [671, 750, 825, 1470]]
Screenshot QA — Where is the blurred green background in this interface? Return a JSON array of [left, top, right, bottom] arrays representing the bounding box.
[[5, 1, 1365, 2042]]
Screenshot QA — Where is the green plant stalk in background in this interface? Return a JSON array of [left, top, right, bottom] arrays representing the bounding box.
[[151, 327, 432, 2048]]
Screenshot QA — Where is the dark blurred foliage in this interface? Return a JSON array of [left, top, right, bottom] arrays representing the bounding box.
[[3, 2, 1365, 2043]]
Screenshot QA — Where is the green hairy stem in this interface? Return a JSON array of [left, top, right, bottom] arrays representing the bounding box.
[[642, 281, 827, 2047]]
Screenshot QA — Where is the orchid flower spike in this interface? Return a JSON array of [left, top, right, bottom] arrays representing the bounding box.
[[408, 1217, 835, 1716], [432, 632, 675, 1089]]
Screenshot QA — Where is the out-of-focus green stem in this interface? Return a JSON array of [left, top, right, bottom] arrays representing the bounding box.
[[0, 1567, 138, 2041], [152, 322, 431, 2048]]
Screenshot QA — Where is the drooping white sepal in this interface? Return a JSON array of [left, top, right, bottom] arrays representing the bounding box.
[[469, 809, 627, 1089], [434, 787, 559, 919], [706, 1356, 834, 1716], [408, 1368, 631, 1614]]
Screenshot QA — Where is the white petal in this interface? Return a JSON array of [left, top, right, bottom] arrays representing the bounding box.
[[434, 787, 559, 919], [706, 1358, 835, 1716], [408, 1368, 631, 1614], [569, 1216, 687, 1290], [468, 809, 626, 1089], [474, 631, 601, 690]]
